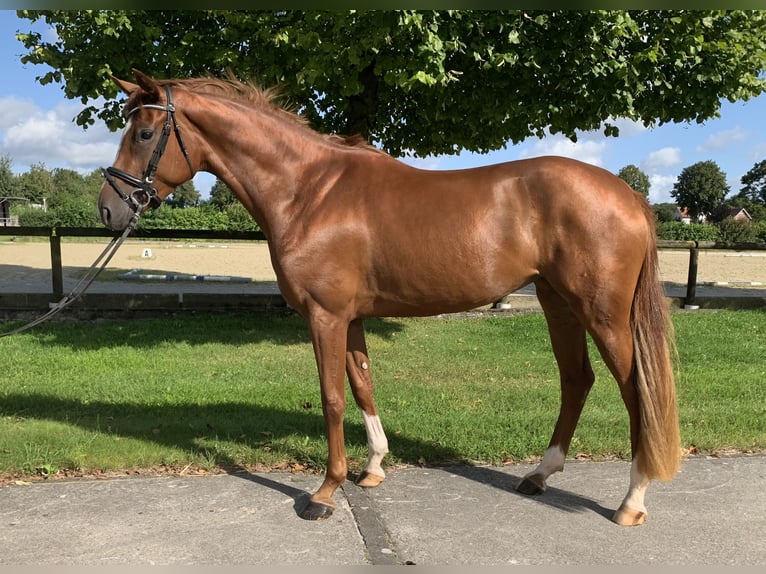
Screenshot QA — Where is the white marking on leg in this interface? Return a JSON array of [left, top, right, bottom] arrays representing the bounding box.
[[519, 445, 565, 491], [619, 456, 650, 515], [361, 412, 389, 478], [534, 445, 566, 478]]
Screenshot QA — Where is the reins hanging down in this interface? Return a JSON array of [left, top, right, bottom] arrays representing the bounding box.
[[0, 213, 139, 339], [1, 85, 190, 339]]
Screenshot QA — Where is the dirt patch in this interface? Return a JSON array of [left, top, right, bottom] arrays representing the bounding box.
[[1, 239, 278, 282], [2, 240, 766, 285]]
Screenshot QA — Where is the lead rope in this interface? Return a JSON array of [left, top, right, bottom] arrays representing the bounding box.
[[0, 212, 139, 339]]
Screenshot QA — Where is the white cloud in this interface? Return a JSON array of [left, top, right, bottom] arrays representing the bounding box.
[[696, 127, 747, 153], [400, 152, 444, 171], [0, 96, 39, 130], [0, 100, 118, 174], [641, 147, 682, 172], [520, 135, 607, 167], [648, 173, 677, 204]]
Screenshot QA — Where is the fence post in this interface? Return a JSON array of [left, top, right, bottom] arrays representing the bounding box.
[[685, 241, 699, 306], [49, 228, 63, 298]]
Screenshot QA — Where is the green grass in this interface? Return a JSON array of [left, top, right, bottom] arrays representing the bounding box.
[[1, 310, 764, 480]]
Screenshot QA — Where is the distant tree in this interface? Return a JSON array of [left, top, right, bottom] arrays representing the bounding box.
[[15, 163, 55, 205], [737, 159, 766, 204], [617, 164, 650, 198], [208, 179, 237, 210], [48, 167, 92, 209], [670, 160, 729, 221], [652, 202, 677, 223], [722, 196, 766, 223], [0, 155, 16, 196], [166, 180, 201, 208]]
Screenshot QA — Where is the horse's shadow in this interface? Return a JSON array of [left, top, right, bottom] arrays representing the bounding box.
[[440, 464, 614, 520]]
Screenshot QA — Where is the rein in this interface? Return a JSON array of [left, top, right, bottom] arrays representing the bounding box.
[[0, 212, 139, 338], [1, 86, 191, 339]]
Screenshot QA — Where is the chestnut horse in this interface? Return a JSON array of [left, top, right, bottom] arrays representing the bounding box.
[[99, 70, 680, 526]]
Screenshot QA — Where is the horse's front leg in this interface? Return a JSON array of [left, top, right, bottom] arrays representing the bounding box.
[[346, 319, 389, 488], [300, 311, 349, 521]]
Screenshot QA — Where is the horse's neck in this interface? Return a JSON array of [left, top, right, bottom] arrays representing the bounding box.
[[191, 98, 329, 241]]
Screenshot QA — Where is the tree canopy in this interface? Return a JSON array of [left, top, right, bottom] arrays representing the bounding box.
[[617, 164, 650, 197], [16, 10, 766, 157], [671, 160, 730, 220], [738, 159, 766, 205]]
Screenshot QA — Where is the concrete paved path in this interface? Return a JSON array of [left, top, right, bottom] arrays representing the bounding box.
[[2, 454, 763, 565]]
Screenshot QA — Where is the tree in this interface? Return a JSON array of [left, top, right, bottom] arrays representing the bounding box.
[[16, 10, 766, 157], [0, 155, 16, 196], [48, 167, 94, 209], [617, 164, 650, 198], [207, 179, 237, 211], [652, 202, 677, 223], [670, 160, 730, 220], [737, 159, 766, 204], [15, 163, 55, 205], [166, 180, 201, 208], [726, 195, 766, 223]]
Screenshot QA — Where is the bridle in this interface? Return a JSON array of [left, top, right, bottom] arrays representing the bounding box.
[[1, 85, 196, 338], [103, 84, 195, 212]]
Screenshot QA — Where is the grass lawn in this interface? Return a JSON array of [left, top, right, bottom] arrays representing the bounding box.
[[1, 309, 764, 480]]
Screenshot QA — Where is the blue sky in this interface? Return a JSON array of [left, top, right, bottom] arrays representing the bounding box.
[[2, 10, 765, 204]]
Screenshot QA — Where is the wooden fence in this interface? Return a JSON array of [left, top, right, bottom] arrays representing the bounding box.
[[1, 226, 764, 306]]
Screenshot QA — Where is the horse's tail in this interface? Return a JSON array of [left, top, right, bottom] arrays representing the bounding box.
[[630, 202, 681, 481]]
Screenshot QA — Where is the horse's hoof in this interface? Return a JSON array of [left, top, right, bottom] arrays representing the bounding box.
[[299, 500, 335, 521], [516, 474, 546, 496], [356, 471, 385, 488], [612, 504, 647, 526]]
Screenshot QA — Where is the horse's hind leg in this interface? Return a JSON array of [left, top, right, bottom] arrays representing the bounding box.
[[517, 279, 595, 495], [586, 319, 650, 526], [346, 319, 389, 488], [571, 289, 652, 526]]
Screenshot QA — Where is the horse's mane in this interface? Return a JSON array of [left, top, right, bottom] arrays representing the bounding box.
[[152, 74, 383, 154]]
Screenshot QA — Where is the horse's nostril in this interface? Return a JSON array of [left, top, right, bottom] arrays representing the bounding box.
[[101, 205, 112, 226]]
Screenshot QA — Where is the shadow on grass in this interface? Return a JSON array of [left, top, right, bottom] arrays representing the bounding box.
[[1, 390, 616, 522], [8, 313, 407, 350]]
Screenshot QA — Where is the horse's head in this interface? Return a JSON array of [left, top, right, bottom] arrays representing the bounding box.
[[99, 69, 196, 230]]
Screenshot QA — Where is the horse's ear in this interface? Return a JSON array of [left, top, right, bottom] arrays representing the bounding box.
[[110, 75, 139, 95], [131, 68, 161, 101]]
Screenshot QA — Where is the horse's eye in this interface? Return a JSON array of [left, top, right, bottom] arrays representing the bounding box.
[[140, 129, 154, 141]]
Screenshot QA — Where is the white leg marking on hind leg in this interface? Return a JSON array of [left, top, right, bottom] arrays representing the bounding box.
[[362, 412, 389, 478], [620, 457, 650, 515]]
